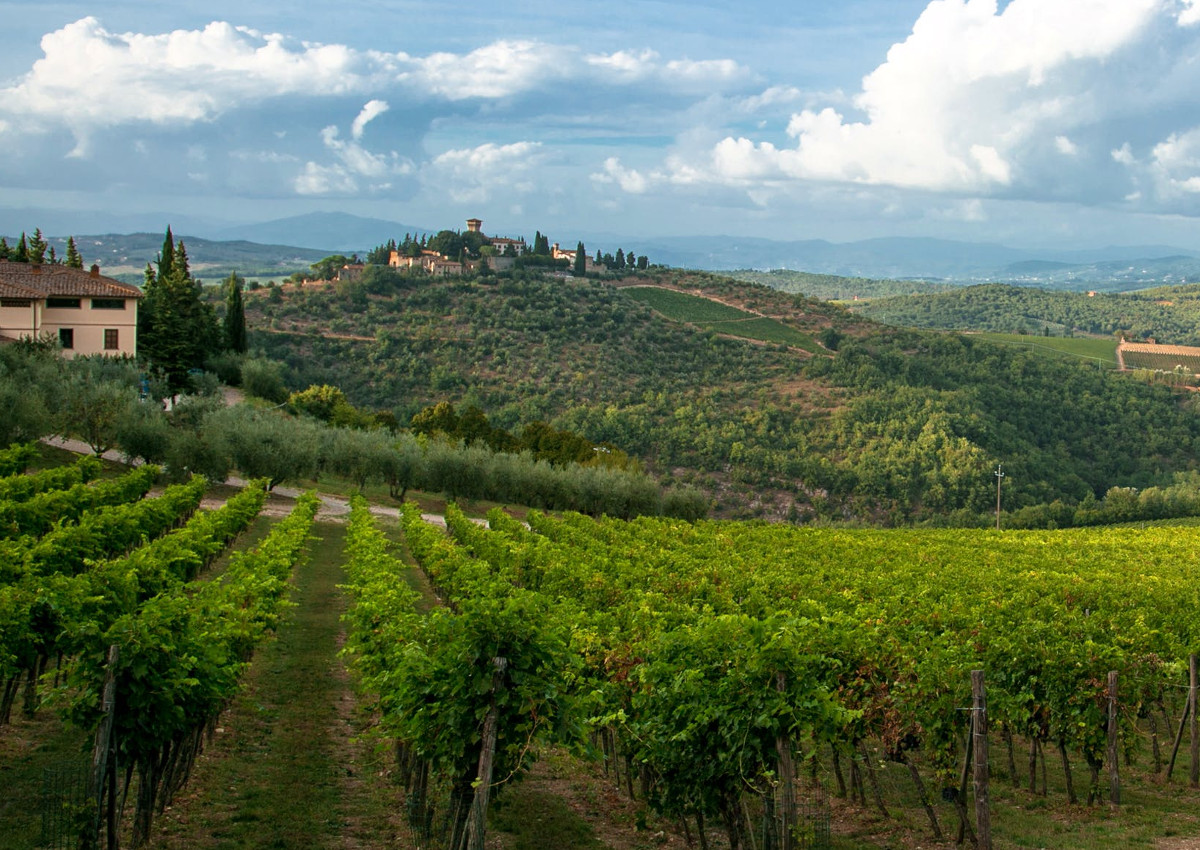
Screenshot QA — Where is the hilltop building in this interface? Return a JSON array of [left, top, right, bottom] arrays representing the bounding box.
[[388, 219, 604, 276], [551, 242, 604, 274], [0, 260, 142, 357]]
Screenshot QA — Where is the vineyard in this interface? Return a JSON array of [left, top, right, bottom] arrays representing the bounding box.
[[0, 442, 318, 848], [342, 498, 1200, 849], [620, 285, 819, 350], [1119, 342, 1200, 379], [9, 437, 1200, 848]]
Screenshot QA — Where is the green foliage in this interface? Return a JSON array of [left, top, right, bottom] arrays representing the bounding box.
[[240, 355, 288, 403], [310, 254, 352, 281], [0, 464, 159, 540], [0, 443, 40, 477], [853, 282, 1200, 344], [0, 455, 99, 502], [729, 268, 953, 300], [204, 405, 321, 489]]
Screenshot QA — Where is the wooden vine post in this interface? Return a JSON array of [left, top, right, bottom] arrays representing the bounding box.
[[1107, 671, 1120, 805], [89, 645, 119, 850], [775, 673, 796, 850], [971, 670, 993, 850], [1191, 654, 1199, 788], [463, 656, 508, 850]]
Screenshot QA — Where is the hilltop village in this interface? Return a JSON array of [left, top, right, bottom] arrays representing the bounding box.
[[298, 218, 648, 285]]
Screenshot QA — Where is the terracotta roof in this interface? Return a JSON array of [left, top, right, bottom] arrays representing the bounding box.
[[0, 260, 142, 300]]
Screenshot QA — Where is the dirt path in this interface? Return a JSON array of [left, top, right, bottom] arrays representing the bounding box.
[[151, 522, 404, 849]]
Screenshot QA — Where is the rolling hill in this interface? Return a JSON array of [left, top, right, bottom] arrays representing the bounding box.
[[237, 267, 1200, 524]]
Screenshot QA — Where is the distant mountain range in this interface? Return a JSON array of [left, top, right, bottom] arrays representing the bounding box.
[[3, 209, 1198, 289], [211, 212, 430, 253]]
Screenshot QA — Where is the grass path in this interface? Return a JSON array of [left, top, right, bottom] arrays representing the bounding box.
[[151, 521, 402, 849]]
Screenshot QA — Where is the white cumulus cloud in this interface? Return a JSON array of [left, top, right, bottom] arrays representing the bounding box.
[[0, 18, 751, 151], [295, 105, 414, 196], [649, 0, 1196, 203], [422, 142, 544, 204], [351, 100, 389, 140]]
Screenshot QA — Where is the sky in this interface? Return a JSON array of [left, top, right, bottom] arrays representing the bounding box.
[[5, 0, 1200, 249]]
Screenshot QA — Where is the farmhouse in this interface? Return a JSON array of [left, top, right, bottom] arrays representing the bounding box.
[[0, 260, 142, 357]]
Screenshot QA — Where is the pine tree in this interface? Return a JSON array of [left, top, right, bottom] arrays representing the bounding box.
[[65, 236, 83, 269], [224, 272, 247, 353], [0, 238, 10, 260], [47, 246, 57, 265], [28, 229, 47, 264]]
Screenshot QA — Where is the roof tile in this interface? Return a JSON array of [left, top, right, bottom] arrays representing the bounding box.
[[0, 260, 142, 299]]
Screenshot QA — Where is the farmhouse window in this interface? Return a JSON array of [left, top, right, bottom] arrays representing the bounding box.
[[92, 298, 126, 310], [47, 297, 81, 309], [59, 328, 74, 349], [0, 298, 32, 308], [104, 329, 119, 350]]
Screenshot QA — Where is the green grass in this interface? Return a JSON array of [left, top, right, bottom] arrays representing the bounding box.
[[966, 332, 1118, 365], [624, 286, 818, 350], [152, 521, 402, 849], [490, 784, 608, 850], [623, 285, 754, 322]]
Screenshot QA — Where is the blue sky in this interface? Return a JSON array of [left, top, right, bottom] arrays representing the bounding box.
[[5, 0, 1200, 249]]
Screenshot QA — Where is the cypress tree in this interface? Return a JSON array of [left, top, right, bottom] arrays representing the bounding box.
[[615, 248, 625, 269], [573, 242, 586, 277], [224, 272, 247, 353], [15, 233, 28, 263], [0, 238, 9, 260], [158, 226, 175, 281]]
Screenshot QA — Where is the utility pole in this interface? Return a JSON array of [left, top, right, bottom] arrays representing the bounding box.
[[994, 463, 1005, 530]]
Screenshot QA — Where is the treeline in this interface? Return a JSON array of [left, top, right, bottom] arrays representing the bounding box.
[[854, 283, 1200, 344], [983, 472, 1200, 530], [0, 226, 86, 268], [0, 341, 705, 520], [728, 268, 952, 300], [409, 401, 639, 469]]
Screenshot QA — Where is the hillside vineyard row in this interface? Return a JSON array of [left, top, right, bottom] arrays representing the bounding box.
[[344, 498, 1200, 847]]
